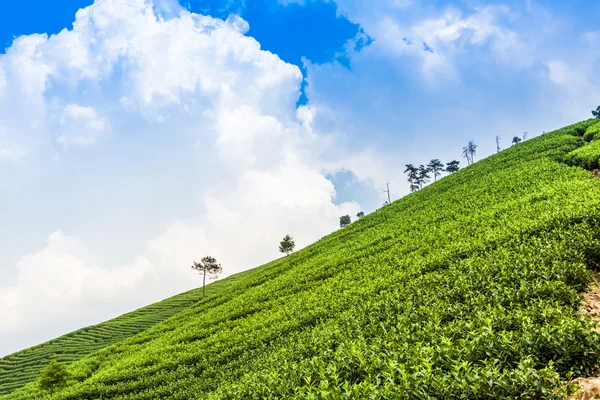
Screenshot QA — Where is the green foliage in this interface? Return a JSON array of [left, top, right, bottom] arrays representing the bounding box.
[[417, 164, 431, 188], [404, 163, 418, 191], [446, 160, 460, 173], [0, 278, 235, 396], [462, 140, 477, 165], [3, 119, 600, 400], [583, 122, 600, 142], [356, 212, 364, 219], [512, 136, 522, 144], [339, 215, 351, 228], [38, 362, 70, 394], [192, 256, 223, 298], [427, 159, 444, 181], [563, 140, 600, 170], [279, 235, 295, 255]]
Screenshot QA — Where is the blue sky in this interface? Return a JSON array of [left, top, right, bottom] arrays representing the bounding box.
[[0, 0, 599, 356]]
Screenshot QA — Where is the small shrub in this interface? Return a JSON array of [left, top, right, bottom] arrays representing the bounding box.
[[38, 361, 71, 393], [583, 122, 600, 142], [563, 141, 600, 170]]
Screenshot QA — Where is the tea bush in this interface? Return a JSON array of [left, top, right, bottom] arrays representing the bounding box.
[[3, 119, 600, 400], [564, 140, 600, 170], [583, 122, 600, 142]]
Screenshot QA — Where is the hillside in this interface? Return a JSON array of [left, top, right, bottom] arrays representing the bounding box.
[[3, 119, 600, 399], [0, 271, 255, 396]]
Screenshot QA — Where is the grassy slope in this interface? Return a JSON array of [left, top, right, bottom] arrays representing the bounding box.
[[0, 271, 255, 396], [5, 120, 600, 399]]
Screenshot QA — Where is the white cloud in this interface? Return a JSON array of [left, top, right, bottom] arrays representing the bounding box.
[[0, 231, 156, 336], [0, 0, 364, 356], [369, 6, 533, 80], [57, 104, 110, 148]]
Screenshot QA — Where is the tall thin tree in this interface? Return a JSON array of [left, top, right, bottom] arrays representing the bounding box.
[[427, 159, 444, 182], [404, 164, 419, 191], [417, 165, 431, 189], [191, 256, 223, 298], [462, 146, 471, 165], [467, 140, 477, 164], [496, 136, 501, 153], [381, 182, 392, 205]]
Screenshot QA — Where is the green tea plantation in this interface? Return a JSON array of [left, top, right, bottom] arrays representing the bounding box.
[[3, 119, 600, 399]]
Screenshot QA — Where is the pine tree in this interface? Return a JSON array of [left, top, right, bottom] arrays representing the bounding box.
[[191, 256, 223, 298], [445, 160, 460, 173], [417, 165, 431, 189], [427, 159, 444, 182]]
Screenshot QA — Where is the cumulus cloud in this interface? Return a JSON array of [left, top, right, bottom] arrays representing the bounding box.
[[0, 231, 163, 355], [0, 0, 365, 356], [58, 105, 110, 148], [363, 5, 534, 80]]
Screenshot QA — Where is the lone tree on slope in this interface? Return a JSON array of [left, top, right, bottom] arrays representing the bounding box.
[[512, 136, 522, 145], [191, 256, 223, 299], [593, 106, 600, 119], [496, 136, 501, 153], [357, 211, 365, 219], [340, 215, 351, 228], [279, 235, 295, 255], [445, 160, 460, 173], [39, 361, 71, 394], [427, 159, 444, 182]]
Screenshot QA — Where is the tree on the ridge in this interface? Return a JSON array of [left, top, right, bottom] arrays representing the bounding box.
[[462, 140, 477, 165], [279, 235, 295, 256], [592, 106, 600, 119], [461, 145, 470, 165], [445, 160, 460, 173], [340, 215, 351, 228], [427, 159, 444, 182], [512, 136, 522, 145], [39, 361, 71, 394], [404, 164, 419, 191], [522, 131, 528, 141], [381, 182, 392, 205], [357, 211, 365, 219], [496, 136, 501, 153], [191, 256, 223, 299], [417, 165, 431, 189]]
